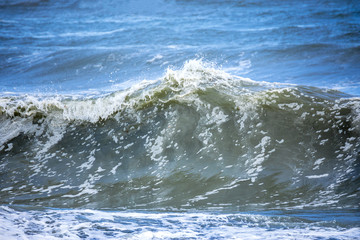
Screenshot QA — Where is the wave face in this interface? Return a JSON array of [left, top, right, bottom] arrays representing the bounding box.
[[1, 60, 359, 211]]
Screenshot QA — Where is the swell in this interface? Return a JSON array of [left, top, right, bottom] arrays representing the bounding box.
[[0, 60, 359, 210]]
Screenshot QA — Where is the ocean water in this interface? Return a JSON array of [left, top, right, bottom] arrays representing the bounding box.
[[1, 0, 360, 239]]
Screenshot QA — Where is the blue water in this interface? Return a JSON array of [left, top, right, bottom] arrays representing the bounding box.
[[1, 0, 360, 239], [1, 0, 359, 95]]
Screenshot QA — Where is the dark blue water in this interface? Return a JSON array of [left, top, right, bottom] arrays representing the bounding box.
[[1, 0, 360, 239]]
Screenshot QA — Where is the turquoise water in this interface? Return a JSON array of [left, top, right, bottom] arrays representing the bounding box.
[[1, 0, 360, 239]]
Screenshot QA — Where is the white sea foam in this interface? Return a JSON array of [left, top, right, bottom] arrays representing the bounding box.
[[0, 207, 359, 240], [306, 174, 330, 179]]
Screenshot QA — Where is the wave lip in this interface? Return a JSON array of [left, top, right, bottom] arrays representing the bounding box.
[[0, 59, 271, 123]]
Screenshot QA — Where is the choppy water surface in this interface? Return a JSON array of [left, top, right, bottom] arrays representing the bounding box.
[[1, 0, 360, 95], [1, 0, 360, 239]]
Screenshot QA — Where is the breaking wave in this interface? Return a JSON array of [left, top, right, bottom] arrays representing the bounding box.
[[1, 60, 359, 211]]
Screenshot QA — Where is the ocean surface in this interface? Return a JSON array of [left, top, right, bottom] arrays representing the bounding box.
[[1, 0, 360, 239]]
